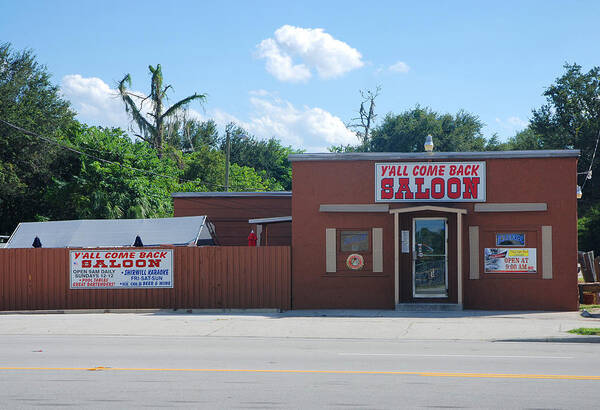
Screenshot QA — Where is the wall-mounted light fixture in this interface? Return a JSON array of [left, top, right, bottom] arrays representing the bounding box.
[[576, 169, 592, 199], [424, 135, 434, 152]]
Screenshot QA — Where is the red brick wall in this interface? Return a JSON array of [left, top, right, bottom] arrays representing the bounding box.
[[291, 157, 578, 310], [174, 195, 291, 246]]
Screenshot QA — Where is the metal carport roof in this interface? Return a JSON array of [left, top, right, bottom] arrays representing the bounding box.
[[5, 216, 215, 248]]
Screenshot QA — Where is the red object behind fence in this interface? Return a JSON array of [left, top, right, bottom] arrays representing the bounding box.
[[247, 231, 257, 247]]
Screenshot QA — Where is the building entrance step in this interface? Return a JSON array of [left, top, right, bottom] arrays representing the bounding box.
[[396, 303, 463, 312]]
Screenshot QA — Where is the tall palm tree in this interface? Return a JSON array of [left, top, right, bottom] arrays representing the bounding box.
[[118, 64, 205, 158]]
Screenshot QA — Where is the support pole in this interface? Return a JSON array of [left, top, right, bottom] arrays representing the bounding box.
[[394, 212, 399, 306], [457, 212, 463, 305], [225, 123, 232, 191]]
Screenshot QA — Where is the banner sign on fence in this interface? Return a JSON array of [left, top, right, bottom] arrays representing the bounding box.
[[375, 162, 486, 202], [70, 250, 174, 289], [484, 248, 536, 273]]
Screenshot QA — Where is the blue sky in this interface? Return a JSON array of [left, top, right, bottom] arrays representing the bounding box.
[[2, 0, 599, 151]]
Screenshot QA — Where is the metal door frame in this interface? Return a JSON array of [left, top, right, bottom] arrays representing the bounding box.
[[412, 217, 448, 298]]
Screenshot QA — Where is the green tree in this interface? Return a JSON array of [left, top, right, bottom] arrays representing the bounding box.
[[45, 123, 180, 220], [182, 145, 284, 192], [369, 106, 487, 152], [529, 63, 600, 205], [166, 117, 220, 151], [218, 125, 299, 190], [0, 43, 75, 235], [505, 128, 542, 150], [118, 64, 205, 158]]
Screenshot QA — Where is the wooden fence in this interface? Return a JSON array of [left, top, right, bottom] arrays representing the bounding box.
[[0, 247, 291, 311]]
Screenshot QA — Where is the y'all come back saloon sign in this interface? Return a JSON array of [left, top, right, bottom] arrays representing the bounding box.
[[375, 162, 486, 202]]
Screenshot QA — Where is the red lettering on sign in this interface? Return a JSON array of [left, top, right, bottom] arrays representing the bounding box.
[[82, 260, 91, 268], [136, 259, 146, 267], [381, 165, 390, 176], [462, 177, 480, 199], [123, 260, 133, 267], [395, 178, 414, 199], [381, 178, 393, 199], [149, 259, 160, 268], [414, 178, 430, 199], [93, 260, 108, 268], [431, 178, 445, 199], [447, 177, 461, 199], [109, 260, 121, 268], [426, 165, 437, 176]]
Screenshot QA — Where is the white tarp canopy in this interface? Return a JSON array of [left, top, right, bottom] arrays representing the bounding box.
[[5, 216, 215, 248]]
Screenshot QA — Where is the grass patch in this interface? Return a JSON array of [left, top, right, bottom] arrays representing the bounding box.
[[568, 328, 600, 336], [579, 304, 600, 311]]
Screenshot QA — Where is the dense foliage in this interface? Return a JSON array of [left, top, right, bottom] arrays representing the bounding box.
[[0, 43, 75, 234], [1, 44, 599, 255], [369, 107, 488, 152], [528, 64, 600, 253], [218, 125, 299, 190]]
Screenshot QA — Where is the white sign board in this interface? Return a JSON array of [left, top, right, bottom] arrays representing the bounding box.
[[70, 250, 174, 289], [484, 248, 537, 273], [375, 162, 486, 202], [401, 230, 410, 253]]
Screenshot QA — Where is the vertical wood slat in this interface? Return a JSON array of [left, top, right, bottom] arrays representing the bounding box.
[[469, 226, 480, 280], [542, 226, 553, 280], [325, 229, 336, 272], [372, 228, 383, 273], [0, 246, 291, 311]]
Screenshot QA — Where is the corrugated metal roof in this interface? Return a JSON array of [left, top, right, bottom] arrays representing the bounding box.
[[5, 216, 214, 248], [288, 150, 580, 162], [171, 191, 291, 198]]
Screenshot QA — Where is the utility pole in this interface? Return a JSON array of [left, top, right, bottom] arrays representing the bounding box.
[[224, 123, 233, 191]]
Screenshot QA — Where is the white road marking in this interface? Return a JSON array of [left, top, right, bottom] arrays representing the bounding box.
[[338, 353, 573, 359]]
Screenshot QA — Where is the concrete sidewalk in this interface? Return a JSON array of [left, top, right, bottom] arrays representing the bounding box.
[[1, 309, 599, 342]]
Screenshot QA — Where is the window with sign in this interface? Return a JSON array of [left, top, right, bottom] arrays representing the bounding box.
[[340, 231, 369, 252], [336, 230, 371, 272], [496, 233, 526, 247]]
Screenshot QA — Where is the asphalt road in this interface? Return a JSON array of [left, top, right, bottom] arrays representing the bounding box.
[[1, 333, 600, 409]]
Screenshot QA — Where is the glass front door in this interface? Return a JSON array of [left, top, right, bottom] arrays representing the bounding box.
[[413, 218, 448, 298]]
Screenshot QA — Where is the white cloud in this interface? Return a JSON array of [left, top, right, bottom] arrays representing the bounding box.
[[388, 61, 410, 73], [507, 116, 529, 128], [256, 38, 312, 83], [61, 75, 356, 152], [61, 74, 204, 136], [495, 116, 529, 133], [256, 25, 364, 82], [61, 74, 132, 129], [249, 89, 270, 96], [243, 93, 357, 150]]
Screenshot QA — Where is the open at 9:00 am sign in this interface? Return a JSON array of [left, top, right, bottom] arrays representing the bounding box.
[[375, 162, 486, 202], [70, 250, 173, 289]]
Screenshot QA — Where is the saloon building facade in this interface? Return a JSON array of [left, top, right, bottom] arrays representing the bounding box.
[[288, 150, 579, 311]]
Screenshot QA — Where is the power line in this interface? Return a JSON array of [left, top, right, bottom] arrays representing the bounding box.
[[582, 128, 600, 190], [0, 118, 280, 192]]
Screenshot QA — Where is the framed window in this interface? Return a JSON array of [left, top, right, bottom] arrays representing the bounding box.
[[340, 230, 369, 252]]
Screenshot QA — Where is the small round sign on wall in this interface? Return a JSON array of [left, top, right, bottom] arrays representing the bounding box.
[[346, 253, 365, 270]]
